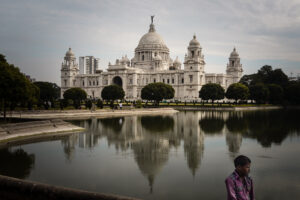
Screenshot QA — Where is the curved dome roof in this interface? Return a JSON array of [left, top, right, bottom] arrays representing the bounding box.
[[174, 56, 181, 64], [230, 47, 239, 57], [138, 32, 167, 47], [65, 48, 75, 57], [189, 35, 201, 47], [136, 22, 169, 52], [121, 55, 130, 63]]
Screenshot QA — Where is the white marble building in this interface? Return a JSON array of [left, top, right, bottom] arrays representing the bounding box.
[[60, 17, 243, 100]]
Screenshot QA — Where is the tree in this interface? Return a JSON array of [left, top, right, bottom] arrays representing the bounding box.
[[249, 83, 269, 104], [257, 65, 273, 83], [141, 82, 175, 105], [225, 83, 249, 103], [199, 83, 225, 103], [34, 81, 60, 109], [85, 99, 92, 109], [0, 54, 39, 120], [268, 84, 284, 104], [96, 99, 103, 109], [239, 74, 260, 87], [63, 88, 87, 109], [285, 82, 300, 105], [269, 69, 289, 86], [101, 85, 125, 101]]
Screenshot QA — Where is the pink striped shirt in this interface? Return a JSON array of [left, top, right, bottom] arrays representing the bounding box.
[[225, 170, 254, 200]]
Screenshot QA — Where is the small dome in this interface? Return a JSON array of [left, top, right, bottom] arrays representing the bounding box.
[[189, 35, 200, 47], [230, 47, 239, 57], [65, 48, 75, 57], [123, 55, 130, 62], [174, 56, 181, 64], [120, 55, 130, 65]]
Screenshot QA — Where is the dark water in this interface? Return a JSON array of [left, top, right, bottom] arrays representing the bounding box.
[[1, 109, 300, 200]]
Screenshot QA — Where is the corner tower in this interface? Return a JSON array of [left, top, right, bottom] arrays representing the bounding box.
[[60, 48, 79, 97], [183, 35, 206, 99], [226, 47, 243, 86]]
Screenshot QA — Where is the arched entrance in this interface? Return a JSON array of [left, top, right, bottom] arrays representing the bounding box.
[[112, 76, 122, 87]]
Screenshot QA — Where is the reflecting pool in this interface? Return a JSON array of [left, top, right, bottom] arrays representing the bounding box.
[[1, 109, 300, 199]]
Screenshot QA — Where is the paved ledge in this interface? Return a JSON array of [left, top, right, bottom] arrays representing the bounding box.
[[0, 119, 84, 144], [0, 175, 141, 200], [8, 108, 179, 120]]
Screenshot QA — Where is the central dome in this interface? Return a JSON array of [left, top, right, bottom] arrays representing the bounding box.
[[135, 21, 169, 52], [132, 17, 171, 71]]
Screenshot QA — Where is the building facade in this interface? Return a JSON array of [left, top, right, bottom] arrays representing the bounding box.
[[60, 18, 243, 100]]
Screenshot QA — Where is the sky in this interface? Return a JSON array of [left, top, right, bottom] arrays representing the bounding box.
[[1, 0, 300, 85]]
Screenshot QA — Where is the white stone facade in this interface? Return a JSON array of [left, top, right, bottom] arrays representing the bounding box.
[[60, 18, 243, 100]]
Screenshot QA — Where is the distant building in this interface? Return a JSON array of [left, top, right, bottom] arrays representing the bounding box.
[[24, 74, 36, 83], [79, 56, 100, 74], [60, 17, 243, 100], [289, 73, 300, 82]]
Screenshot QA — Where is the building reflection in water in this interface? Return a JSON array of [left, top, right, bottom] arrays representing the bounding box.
[[60, 110, 300, 192], [62, 112, 205, 192]]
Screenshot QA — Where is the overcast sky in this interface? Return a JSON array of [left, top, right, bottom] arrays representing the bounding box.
[[1, 0, 300, 85]]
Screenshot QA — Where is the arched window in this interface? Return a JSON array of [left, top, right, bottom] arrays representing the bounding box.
[[142, 55, 144, 61], [82, 81, 85, 86]]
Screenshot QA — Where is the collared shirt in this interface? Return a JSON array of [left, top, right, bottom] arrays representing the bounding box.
[[225, 170, 254, 200]]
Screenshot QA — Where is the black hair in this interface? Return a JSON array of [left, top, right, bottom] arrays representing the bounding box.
[[234, 155, 251, 167]]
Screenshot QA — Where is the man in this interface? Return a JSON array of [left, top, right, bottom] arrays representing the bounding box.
[[225, 155, 254, 200]]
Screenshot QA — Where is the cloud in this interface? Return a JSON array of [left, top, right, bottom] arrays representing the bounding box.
[[0, 0, 299, 84]]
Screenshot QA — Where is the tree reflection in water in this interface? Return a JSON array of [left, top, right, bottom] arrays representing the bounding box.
[[199, 111, 225, 134], [242, 110, 300, 147], [0, 148, 35, 179], [141, 116, 174, 133]]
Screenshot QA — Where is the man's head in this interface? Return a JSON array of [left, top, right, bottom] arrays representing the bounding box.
[[234, 155, 251, 177]]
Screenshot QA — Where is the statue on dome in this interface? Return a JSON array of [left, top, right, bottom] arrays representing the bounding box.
[[151, 15, 154, 24]]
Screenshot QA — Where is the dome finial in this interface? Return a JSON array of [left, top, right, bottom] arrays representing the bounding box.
[[149, 15, 156, 32], [193, 34, 196, 39]]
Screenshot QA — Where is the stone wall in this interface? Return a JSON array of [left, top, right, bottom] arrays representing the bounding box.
[[0, 175, 140, 200]]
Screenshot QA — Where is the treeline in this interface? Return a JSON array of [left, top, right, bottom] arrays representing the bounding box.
[[0, 54, 61, 120], [199, 65, 300, 105]]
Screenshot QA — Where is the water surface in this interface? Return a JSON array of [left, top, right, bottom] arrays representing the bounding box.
[[1, 109, 300, 199]]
